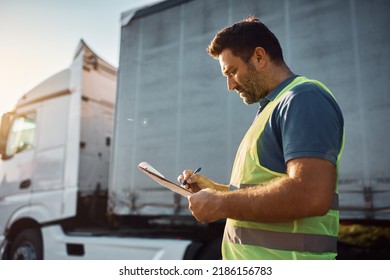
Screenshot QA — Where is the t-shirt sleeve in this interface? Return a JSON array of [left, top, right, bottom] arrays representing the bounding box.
[[277, 83, 344, 164]]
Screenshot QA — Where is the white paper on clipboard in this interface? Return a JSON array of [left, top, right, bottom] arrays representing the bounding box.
[[138, 162, 192, 198]]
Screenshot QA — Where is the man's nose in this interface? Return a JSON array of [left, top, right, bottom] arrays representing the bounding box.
[[227, 76, 237, 91]]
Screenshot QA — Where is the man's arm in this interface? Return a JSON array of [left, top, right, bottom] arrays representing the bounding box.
[[187, 157, 336, 223]]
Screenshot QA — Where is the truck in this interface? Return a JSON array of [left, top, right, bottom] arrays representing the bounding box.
[[1, 0, 389, 260], [0, 37, 224, 260]]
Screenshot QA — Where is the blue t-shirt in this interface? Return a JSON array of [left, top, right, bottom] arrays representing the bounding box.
[[257, 75, 344, 173]]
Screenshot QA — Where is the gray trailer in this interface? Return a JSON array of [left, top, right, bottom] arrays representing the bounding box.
[[113, 0, 390, 223]]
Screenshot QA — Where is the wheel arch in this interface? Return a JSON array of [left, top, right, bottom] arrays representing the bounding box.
[[7, 218, 42, 241]]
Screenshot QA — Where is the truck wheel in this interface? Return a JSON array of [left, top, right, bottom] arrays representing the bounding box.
[[10, 228, 43, 260]]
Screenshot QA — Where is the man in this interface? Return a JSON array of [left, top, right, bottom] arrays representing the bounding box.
[[178, 16, 344, 260]]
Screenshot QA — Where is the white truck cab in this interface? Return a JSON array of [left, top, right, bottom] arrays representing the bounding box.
[[0, 59, 81, 259], [0, 40, 221, 260]]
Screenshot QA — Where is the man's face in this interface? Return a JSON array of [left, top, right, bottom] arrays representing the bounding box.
[[219, 49, 268, 105]]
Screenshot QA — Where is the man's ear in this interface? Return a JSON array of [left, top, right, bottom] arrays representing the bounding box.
[[252, 47, 267, 68]]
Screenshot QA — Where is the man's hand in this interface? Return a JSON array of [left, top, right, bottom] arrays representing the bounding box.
[[178, 169, 203, 192], [178, 170, 227, 192], [188, 188, 223, 223], [177, 170, 228, 223]]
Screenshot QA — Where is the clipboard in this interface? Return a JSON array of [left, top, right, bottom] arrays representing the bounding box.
[[138, 162, 192, 198]]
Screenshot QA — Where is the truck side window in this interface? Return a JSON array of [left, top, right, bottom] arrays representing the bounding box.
[[6, 112, 37, 156]]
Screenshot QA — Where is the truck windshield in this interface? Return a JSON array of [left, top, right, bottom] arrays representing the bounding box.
[[6, 112, 37, 156]]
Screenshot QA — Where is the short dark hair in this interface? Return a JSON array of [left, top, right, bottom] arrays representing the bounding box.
[[207, 16, 284, 64]]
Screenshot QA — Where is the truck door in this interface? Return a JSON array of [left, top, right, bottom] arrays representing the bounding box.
[[29, 92, 79, 220], [0, 110, 38, 225]]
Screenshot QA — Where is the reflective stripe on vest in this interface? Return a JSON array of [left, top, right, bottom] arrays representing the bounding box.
[[224, 223, 338, 253], [223, 76, 344, 260]]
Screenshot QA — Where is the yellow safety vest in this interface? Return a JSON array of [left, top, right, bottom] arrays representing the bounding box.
[[222, 76, 344, 260]]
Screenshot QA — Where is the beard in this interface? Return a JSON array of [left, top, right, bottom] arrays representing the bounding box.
[[235, 62, 268, 105]]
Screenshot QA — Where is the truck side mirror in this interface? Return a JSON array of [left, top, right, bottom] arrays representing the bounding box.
[[0, 112, 14, 159]]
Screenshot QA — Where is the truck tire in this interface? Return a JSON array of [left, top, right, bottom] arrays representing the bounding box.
[[10, 228, 43, 260]]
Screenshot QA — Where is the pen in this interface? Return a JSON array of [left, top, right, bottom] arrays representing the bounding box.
[[182, 167, 202, 186]]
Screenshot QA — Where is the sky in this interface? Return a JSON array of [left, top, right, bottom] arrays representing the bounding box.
[[0, 0, 161, 117]]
